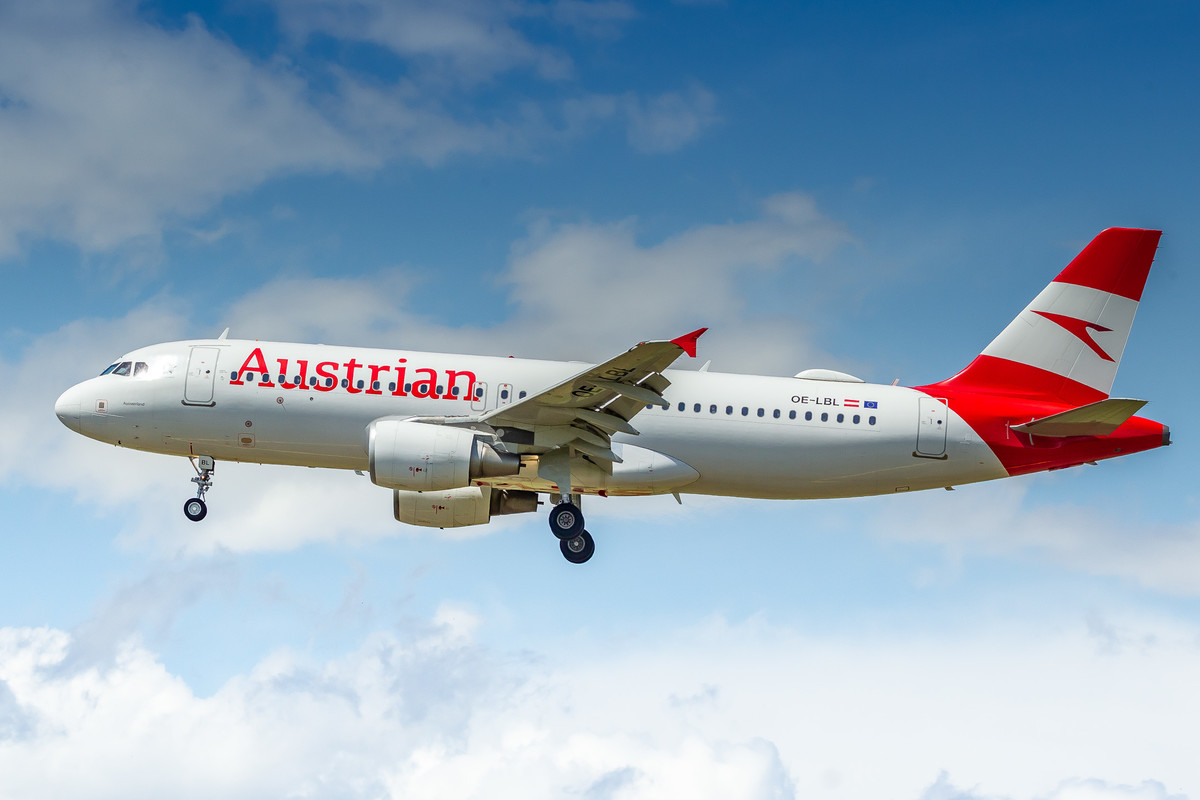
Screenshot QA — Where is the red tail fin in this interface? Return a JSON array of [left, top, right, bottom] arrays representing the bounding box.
[[925, 228, 1160, 405]]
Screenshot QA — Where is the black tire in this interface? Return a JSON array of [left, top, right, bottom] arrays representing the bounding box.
[[560, 530, 595, 564], [548, 502, 585, 540], [183, 497, 208, 522]]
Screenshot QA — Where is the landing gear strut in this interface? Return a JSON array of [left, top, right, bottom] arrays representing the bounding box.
[[549, 495, 594, 563], [184, 455, 214, 522]]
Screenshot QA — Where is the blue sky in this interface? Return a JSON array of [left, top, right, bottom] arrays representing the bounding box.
[[2, 1, 1199, 797]]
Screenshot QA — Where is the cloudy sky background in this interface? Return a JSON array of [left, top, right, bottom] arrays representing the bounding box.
[[2, 1, 1199, 798]]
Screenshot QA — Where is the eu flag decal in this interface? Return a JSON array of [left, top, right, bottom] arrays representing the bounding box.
[[864, 401, 878, 409]]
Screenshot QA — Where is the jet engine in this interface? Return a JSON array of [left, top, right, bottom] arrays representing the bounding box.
[[368, 418, 521, 491], [393, 486, 538, 528]]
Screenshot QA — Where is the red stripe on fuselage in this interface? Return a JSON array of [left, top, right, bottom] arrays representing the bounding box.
[[922, 355, 1107, 406], [913, 379, 1167, 475]]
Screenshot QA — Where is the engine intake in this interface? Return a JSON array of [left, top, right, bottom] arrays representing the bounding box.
[[368, 418, 521, 491]]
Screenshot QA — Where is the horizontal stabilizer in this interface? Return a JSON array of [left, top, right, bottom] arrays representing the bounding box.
[[1011, 398, 1148, 437]]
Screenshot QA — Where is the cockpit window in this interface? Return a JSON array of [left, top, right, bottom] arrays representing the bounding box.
[[111, 362, 133, 377], [133, 361, 149, 376], [100, 363, 119, 376]]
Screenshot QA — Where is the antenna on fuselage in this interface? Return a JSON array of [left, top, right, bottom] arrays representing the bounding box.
[[217, 327, 230, 340]]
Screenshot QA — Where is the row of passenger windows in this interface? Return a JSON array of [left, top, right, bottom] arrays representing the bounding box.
[[649, 401, 877, 426], [100, 361, 148, 377], [230, 372, 529, 401]]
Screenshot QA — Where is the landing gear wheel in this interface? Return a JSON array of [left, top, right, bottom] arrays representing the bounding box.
[[548, 502, 585, 540], [560, 530, 595, 564], [185, 456, 215, 522], [183, 497, 208, 522]]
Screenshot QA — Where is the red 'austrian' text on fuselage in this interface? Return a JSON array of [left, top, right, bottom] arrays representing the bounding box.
[[229, 347, 477, 401]]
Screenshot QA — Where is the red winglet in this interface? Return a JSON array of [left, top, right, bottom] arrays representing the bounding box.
[[670, 327, 707, 358]]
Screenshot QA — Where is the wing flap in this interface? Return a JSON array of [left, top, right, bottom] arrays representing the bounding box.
[[1011, 397, 1148, 437], [482, 329, 706, 492]]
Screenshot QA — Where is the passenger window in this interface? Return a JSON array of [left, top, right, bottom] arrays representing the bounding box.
[[341, 379, 349, 388], [756, 408, 764, 417], [678, 402, 685, 412], [404, 383, 412, 393], [853, 414, 860, 424], [805, 411, 812, 421], [389, 382, 396, 392], [451, 386, 460, 396], [726, 406, 733, 415], [357, 380, 365, 390], [372, 381, 381, 391], [261, 374, 271, 383], [773, 409, 780, 419], [694, 403, 701, 413], [519, 391, 527, 398], [710, 405, 717, 414], [436, 385, 443, 395], [821, 412, 828, 422], [311, 377, 319, 387], [292, 376, 300, 385], [741, 407, 749, 416], [231, 372, 239, 381], [789, 410, 796, 420], [869, 415, 877, 425], [837, 413, 844, 423], [325, 378, 334, 388]]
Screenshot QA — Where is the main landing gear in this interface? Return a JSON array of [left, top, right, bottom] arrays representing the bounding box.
[[184, 455, 215, 522], [549, 496, 594, 564]]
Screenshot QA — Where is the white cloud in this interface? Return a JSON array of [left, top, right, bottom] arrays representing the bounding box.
[[0, 2, 368, 256], [0, 0, 713, 257], [1043, 779, 1187, 800], [874, 479, 1200, 597], [275, 0, 577, 84], [0, 610, 1197, 799], [623, 83, 719, 153]]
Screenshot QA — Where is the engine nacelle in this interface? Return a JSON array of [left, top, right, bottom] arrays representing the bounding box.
[[368, 418, 521, 491], [394, 486, 539, 528]]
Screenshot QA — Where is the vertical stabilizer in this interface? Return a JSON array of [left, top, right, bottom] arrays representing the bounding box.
[[929, 228, 1160, 405]]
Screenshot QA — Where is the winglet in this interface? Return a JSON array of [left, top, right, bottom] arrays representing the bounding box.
[[670, 327, 707, 358]]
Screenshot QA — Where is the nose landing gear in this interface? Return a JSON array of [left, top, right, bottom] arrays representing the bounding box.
[[184, 455, 214, 522], [549, 495, 594, 564]]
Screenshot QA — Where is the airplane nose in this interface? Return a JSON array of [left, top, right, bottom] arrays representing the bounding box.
[[55, 386, 82, 432]]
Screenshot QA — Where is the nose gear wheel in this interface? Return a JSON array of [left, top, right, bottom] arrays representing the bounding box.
[[185, 456, 215, 522]]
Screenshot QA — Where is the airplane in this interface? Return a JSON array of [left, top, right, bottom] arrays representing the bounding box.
[[54, 228, 1170, 564]]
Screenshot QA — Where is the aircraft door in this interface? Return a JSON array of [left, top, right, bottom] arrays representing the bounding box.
[[184, 346, 220, 406], [915, 396, 948, 457], [470, 382, 488, 412]]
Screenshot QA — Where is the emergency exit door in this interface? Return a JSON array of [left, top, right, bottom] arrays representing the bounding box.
[[915, 396, 948, 457]]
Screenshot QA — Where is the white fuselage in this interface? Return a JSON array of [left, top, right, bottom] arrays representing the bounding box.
[[56, 338, 1009, 500]]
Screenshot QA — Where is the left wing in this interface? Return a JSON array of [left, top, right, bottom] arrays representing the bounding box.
[[479, 329, 705, 489]]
